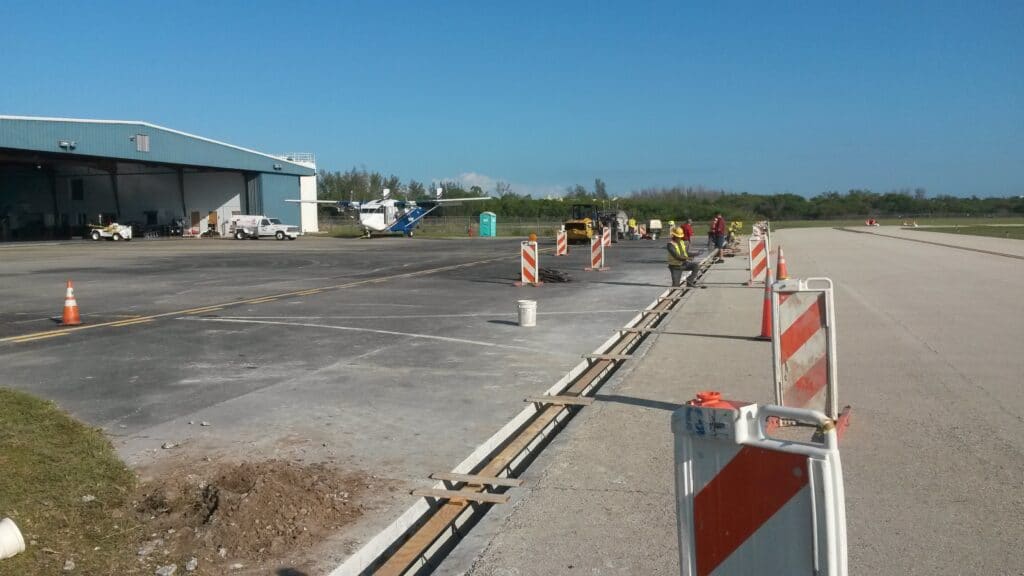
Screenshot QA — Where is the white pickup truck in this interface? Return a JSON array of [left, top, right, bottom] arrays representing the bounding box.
[[229, 215, 300, 240]]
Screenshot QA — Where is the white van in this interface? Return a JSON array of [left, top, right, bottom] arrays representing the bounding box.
[[229, 215, 300, 240]]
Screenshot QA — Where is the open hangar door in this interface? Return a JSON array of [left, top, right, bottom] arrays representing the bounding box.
[[0, 152, 249, 241]]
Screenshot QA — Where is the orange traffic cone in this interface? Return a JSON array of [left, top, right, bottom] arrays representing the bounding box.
[[776, 247, 789, 280], [61, 280, 82, 326], [756, 268, 773, 340]]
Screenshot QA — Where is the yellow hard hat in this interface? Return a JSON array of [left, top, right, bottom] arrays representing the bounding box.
[[671, 227, 685, 238]]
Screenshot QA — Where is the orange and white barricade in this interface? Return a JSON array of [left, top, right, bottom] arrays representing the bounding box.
[[555, 230, 568, 256], [748, 237, 769, 285], [584, 235, 607, 271], [602, 227, 612, 247], [771, 278, 849, 430], [673, 392, 847, 576], [514, 241, 542, 287]]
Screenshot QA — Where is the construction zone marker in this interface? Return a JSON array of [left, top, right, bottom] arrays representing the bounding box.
[[748, 236, 769, 286], [61, 280, 82, 326], [776, 246, 789, 280], [602, 227, 612, 247], [771, 277, 848, 426], [756, 268, 774, 340], [673, 393, 847, 576], [514, 241, 543, 287], [584, 235, 608, 271], [555, 229, 568, 256]]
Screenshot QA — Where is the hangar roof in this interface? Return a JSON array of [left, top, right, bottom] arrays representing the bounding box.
[[0, 115, 315, 176]]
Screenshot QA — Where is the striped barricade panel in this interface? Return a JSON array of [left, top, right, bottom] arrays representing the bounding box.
[[602, 227, 612, 247], [519, 241, 539, 285], [748, 237, 769, 285], [673, 398, 847, 576], [771, 278, 839, 419], [585, 235, 605, 271], [555, 230, 568, 256]]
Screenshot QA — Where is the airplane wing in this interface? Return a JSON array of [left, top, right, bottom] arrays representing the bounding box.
[[285, 199, 360, 210], [285, 199, 352, 205], [423, 197, 492, 205]]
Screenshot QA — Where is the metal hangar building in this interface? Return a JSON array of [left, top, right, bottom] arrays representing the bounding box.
[[0, 115, 318, 241]]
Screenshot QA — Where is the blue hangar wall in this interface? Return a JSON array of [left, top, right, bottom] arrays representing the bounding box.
[[0, 116, 314, 240]]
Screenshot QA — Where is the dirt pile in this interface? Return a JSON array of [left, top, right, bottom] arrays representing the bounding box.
[[135, 460, 367, 574]]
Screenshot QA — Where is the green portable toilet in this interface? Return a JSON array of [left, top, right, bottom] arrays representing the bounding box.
[[479, 212, 497, 237]]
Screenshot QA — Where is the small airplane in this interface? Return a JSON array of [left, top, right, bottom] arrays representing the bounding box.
[[287, 188, 490, 237]]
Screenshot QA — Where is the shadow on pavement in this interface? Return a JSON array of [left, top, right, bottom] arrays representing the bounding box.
[[588, 280, 670, 288], [595, 394, 683, 412], [488, 319, 519, 326], [658, 331, 764, 342]]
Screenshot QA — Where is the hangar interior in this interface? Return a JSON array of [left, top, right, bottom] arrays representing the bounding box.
[[0, 116, 317, 241]]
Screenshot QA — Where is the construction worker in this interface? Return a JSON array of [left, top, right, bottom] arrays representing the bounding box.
[[682, 219, 694, 245], [667, 227, 700, 287], [627, 216, 637, 240], [710, 212, 727, 263], [727, 220, 741, 246]]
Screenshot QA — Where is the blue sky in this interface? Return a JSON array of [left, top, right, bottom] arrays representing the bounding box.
[[2, 1, 1021, 197]]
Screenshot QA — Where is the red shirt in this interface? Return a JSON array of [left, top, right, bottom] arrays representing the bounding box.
[[711, 216, 727, 235], [682, 223, 694, 240]]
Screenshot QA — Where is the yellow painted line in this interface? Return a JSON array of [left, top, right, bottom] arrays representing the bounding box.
[[110, 318, 155, 328], [182, 306, 224, 315], [9, 332, 71, 343], [7, 327, 70, 339], [244, 297, 279, 304], [1, 252, 519, 345]]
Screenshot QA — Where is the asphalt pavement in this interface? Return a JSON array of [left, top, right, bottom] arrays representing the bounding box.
[[0, 234, 692, 570]]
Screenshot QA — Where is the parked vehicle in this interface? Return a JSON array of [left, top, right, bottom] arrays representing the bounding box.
[[88, 222, 133, 241], [563, 203, 598, 243], [229, 215, 300, 240]]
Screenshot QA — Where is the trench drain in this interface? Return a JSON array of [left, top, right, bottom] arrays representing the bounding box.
[[331, 258, 713, 576]]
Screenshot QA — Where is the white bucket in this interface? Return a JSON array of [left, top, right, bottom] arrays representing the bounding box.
[[0, 518, 26, 560], [517, 300, 537, 327]]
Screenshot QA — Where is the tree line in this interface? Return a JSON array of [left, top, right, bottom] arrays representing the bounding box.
[[318, 167, 1024, 221]]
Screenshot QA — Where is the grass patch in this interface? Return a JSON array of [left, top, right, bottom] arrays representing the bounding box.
[[909, 225, 1024, 240], [0, 388, 142, 574], [772, 217, 1024, 230]]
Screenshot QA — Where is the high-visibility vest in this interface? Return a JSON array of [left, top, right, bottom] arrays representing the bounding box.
[[666, 239, 689, 266]]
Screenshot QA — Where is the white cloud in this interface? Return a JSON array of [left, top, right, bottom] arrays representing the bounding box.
[[439, 171, 568, 199], [454, 171, 498, 192]]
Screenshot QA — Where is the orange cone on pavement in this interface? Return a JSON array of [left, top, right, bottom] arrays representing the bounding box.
[[776, 246, 789, 280], [61, 280, 82, 326], [756, 268, 773, 340]]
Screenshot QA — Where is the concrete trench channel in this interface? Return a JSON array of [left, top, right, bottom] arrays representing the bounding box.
[[331, 254, 716, 576]]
